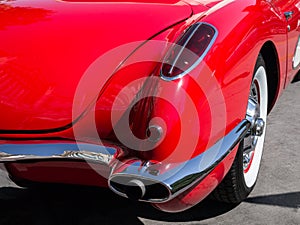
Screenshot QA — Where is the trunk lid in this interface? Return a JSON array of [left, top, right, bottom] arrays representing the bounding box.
[[0, 0, 192, 131]]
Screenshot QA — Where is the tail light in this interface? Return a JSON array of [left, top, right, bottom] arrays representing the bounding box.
[[161, 23, 217, 80]]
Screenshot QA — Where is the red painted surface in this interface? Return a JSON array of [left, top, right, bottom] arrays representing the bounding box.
[[6, 161, 109, 187], [153, 145, 238, 212], [0, 0, 299, 212], [0, 0, 192, 131]]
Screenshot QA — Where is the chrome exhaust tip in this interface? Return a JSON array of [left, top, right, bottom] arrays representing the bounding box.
[[124, 179, 146, 200], [109, 175, 170, 202]]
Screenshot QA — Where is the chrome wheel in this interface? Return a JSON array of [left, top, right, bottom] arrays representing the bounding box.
[[211, 54, 268, 203], [243, 65, 268, 188]]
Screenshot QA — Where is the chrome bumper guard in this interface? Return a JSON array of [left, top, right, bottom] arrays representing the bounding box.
[[109, 119, 251, 202]]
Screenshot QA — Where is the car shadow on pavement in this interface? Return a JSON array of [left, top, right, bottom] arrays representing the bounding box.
[[0, 185, 238, 225], [245, 192, 300, 209]]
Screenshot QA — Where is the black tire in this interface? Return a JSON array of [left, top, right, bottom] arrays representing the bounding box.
[[211, 139, 253, 203], [211, 54, 268, 203]]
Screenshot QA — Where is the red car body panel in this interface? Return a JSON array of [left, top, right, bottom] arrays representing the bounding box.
[[0, 0, 299, 213], [0, 0, 193, 131]]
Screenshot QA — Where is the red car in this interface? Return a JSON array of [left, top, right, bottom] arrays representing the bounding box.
[[0, 0, 299, 212]]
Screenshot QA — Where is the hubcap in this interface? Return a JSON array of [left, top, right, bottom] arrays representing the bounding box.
[[244, 81, 265, 171], [243, 65, 268, 188]]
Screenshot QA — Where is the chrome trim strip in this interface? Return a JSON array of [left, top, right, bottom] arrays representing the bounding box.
[[160, 22, 218, 81], [109, 119, 251, 203], [0, 142, 118, 165]]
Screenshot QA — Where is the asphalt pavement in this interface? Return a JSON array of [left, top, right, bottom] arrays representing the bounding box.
[[0, 82, 299, 225]]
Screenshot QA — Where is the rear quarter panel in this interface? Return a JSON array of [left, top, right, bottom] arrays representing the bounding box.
[[200, 0, 287, 132]]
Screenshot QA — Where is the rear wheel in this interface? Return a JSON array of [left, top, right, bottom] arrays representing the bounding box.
[[212, 54, 268, 203]]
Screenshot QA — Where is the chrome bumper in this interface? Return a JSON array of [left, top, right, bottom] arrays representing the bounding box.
[[0, 142, 119, 165], [109, 119, 251, 202], [0, 119, 251, 203]]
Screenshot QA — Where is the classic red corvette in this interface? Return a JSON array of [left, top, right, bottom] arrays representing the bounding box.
[[0, 0, 299, 212]]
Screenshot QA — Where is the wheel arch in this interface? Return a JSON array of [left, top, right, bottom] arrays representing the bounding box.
[[260, 41, 280, 113]]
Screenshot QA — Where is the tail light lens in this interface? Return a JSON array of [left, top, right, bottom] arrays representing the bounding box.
[[161, 23, 217, 80]]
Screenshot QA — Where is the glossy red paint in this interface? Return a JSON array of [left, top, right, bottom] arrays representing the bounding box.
[[0, 0, 299, 213], [0, 0, 192, 131], [273, 0, 300, 84], [153, 145, 238, 212], [6, 161, 110, 187]]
